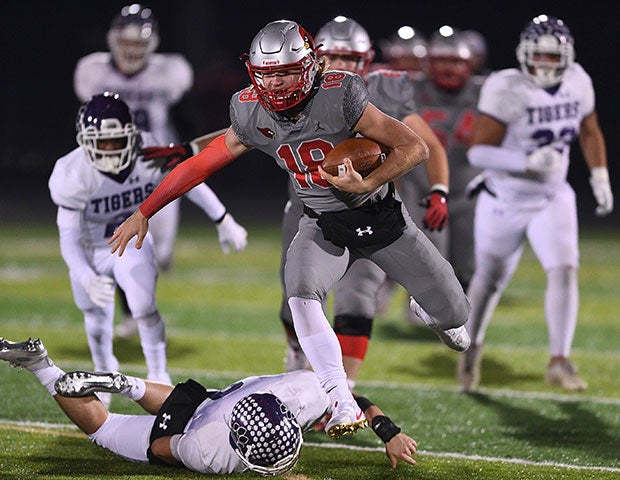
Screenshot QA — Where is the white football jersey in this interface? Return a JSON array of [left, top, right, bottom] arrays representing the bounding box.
[[170, 371, 329, 474], [74, 52, 193, 144], [48, 132, 164, 248], [478, 63, 595, 203]]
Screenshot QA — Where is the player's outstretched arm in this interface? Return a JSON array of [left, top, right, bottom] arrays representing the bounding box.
[[354, 395, 417, 468]]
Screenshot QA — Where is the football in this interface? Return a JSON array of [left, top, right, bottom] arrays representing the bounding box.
[[321, 137, 388, 178]]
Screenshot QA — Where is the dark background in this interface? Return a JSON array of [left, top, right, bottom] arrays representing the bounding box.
[[2, 0, 618, 228]]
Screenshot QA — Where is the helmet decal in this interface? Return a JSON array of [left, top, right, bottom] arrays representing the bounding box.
[[228, 392, 303, 476]]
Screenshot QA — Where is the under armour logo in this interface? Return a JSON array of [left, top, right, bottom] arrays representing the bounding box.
[[356, 226, 373, 237], [315, 121, 325, 132], [257, 127, 275, 139], [128, 175, 140, 184], [159, 412, 172, 430]]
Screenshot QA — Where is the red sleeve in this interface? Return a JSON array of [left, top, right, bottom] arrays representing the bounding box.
[[139, 134, 235, 218]]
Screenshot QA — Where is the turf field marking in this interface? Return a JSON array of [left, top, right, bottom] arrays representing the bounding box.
[[2, 420, 617, 474], [306, 442, 620, 473], [0, 419, 84, 438]]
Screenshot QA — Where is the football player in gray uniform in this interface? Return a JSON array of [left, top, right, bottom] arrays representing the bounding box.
[[109, 20, 470, 439], [48, 93, 246, 401], [378, 26, 485, 323], [458, 14, 613, 392], [277, 16, 450, 393], [74, 4, 247, 337], [0, 337, 418, 474]]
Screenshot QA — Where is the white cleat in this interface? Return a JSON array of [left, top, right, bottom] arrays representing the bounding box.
[[409, 298, 471, 352], [324, 399, 367, 439], [545, 358, 587, 392], [457, 344, 483, 392], [0, 338, 52, 370], [55, 370, 129, 397]]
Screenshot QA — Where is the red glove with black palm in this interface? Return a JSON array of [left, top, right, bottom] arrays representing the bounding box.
[[418, 186, 449, 232], [141, 142, 197, 172]]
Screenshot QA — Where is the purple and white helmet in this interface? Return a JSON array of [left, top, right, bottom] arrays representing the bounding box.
[[315, 16, 375, 76], [107, 4, 160, 75], [245, 20, 318, 112], [516, 14, 574, 88], [76, 92, 139, 174], [228, 392, 302, 476]]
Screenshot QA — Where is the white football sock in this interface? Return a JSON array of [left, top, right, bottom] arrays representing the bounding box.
[[119, 375, 147, 401], [136, 312, 169, 382], [545, 267, 578, 357], [84, 311, 119, 372], [31, 363, 65, 396], [288, 297, 348, 402]]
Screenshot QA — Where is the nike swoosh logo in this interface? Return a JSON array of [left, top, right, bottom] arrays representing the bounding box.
[[356, 410, 364, 420]]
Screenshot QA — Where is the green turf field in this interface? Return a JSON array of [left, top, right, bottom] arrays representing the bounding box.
[[1, 222, 619, 479]]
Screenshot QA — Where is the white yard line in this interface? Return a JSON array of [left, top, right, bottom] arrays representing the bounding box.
[[306, 442, 620, 473], [0, 420, 618, 473]]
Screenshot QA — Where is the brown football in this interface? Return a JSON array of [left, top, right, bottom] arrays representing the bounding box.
[[321, 137, 388, 178]]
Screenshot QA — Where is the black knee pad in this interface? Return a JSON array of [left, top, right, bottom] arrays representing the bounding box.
[[333, 315, 373, 338]]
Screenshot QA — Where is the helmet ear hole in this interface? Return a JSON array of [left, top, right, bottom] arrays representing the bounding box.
[[228, 393, 303, 476], [76, 92, 138, 175]]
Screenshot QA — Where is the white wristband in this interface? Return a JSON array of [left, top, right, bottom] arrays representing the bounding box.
[[429, 183, 449, 195], [590, 166, 609, 183]]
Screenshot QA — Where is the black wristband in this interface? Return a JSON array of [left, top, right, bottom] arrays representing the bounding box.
[[371, 415, 401, 443], [353, 395, 374, 412], [214, 211, 227, 224]]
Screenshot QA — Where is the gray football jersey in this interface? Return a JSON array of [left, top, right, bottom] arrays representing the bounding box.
[[365, 69, 417, 120], [230, 71, 388, 212], [411, 75, 485, 194]]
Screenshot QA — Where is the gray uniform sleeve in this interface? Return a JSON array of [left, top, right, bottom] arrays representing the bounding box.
[[343, 74, 370, 130]]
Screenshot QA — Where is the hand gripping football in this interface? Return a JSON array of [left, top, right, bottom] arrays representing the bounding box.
[[321, 137, 388, 178]]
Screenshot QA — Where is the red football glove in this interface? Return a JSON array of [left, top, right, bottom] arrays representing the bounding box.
[[419, 191, 449, 231], [141, 143, 195, 172]]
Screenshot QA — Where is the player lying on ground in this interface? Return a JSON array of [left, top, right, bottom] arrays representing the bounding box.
[[1, 337, 417, 475]]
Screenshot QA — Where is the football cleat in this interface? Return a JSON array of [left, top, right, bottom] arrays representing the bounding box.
[[457, 344, 483, 392], [0, 338, 51, 370], [409, 297, 471, 352], [325, 399, 368, 439], [545, 358, 587, 392], [55, 370, 129, 397]]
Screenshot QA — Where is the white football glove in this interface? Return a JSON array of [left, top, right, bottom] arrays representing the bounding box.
[[216, 213, 248, 254], [82, 275, 115, 308], [526, 145, 563, 172], [589, 166, 614, 216]]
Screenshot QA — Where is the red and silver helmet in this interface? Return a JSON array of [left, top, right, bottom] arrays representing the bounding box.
[[516, 14, 574, 88], [461, 30, 488, 73], [315, 16, 375, 77], [245, 20, 319, 112], [427, 26, 473, 90], [107, 4, 160, 75], [378, 26, 428, 73], [228, 393, 303, 477], [76, 92, 139, 174]]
